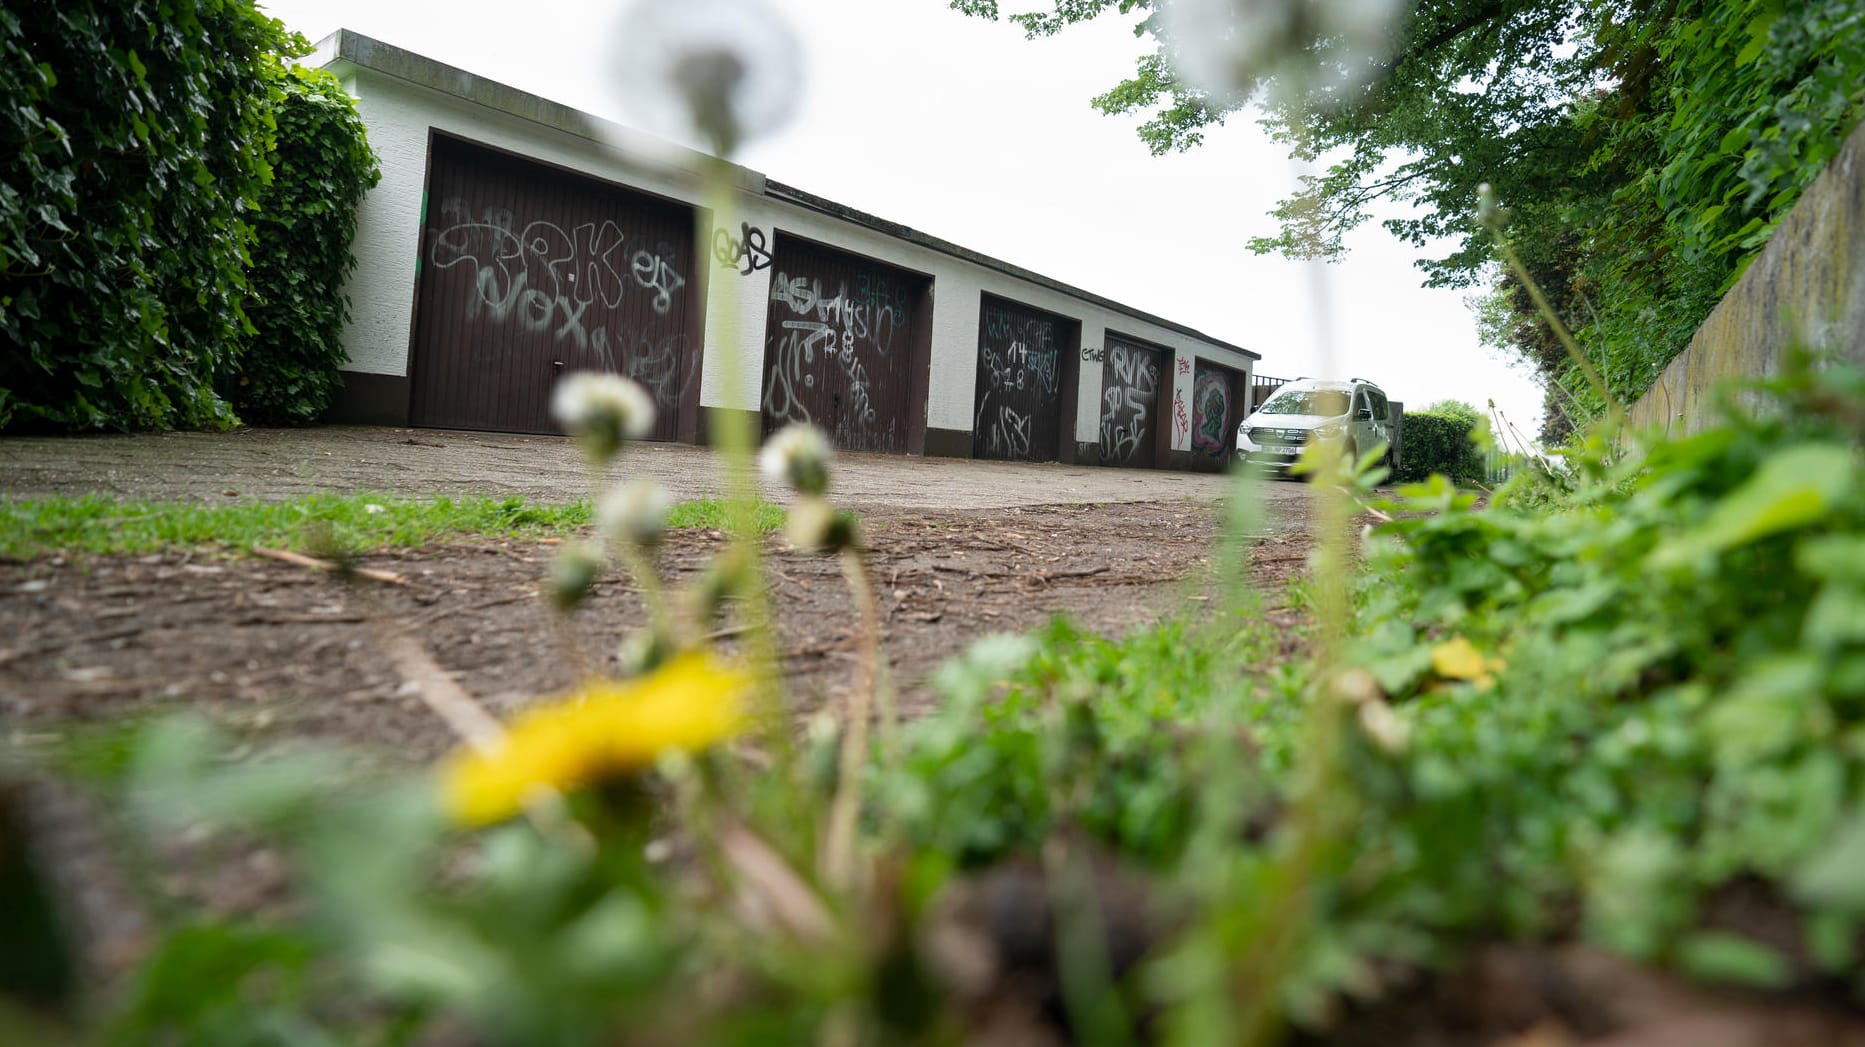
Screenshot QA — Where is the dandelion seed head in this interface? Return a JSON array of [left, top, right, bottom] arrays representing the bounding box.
[[1158, 0, 1408, 110], [610, 0, 802, 157], [552, 372, 655, 462], [760, 423, 832, 496], [599, 479, 674, 548], [1477, 183, 1503, 226], [549, 540, 606, 611], [1332, 666, 1382, 705], [1358, 698, 1411, 754], [783, 496, 839, 553]]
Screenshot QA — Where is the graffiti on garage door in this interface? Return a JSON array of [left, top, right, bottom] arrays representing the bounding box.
[[1099, 339, 1163, 466], [973, 297, 1066, 462], [761, 238, 924, 454], [429, 202, 689, 406], [1191, 364, 1235, 458], [410, 135, 697, 437]]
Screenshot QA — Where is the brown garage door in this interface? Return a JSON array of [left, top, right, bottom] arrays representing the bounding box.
[[1098, 335, 1166, 467], [762, 236, 927, 454], [409, 134, 698, 438], [972, 295, 1072, 462]]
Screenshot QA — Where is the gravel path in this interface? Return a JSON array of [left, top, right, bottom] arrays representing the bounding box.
[[0, 424, 1312, 521]]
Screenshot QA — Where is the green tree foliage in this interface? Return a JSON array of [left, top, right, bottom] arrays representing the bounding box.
[[0, 0, 293, 431], [1558, 0, 1865, 419], [1418, 398, 1482, 427], [222, 66, 379, 425], [955, 0, 1865, 441]]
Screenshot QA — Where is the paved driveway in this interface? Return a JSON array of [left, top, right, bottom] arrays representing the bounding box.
[[0, 425, 1312, 519]]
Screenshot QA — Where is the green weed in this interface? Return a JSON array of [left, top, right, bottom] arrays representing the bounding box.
[[0, 494, 783, 558]]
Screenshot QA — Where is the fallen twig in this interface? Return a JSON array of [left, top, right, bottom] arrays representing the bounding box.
[[0, 624, 147, 668], [961, 538, 1021, 552], [720, 823, 836, 944], [1035, 564, 1109, 582], [250, 545, 407, 585], [235, 612, 370, 626], [931, 563, 1011, 578], [1356, 500, 1395, 524], [782, 640, 851, 661], [381, 633, 505, 753], [414, 591, 532, 626]]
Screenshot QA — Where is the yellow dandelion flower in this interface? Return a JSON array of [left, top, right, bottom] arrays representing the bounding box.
[[441, 652, 750, 826], [1429, 636, 1507, 689]]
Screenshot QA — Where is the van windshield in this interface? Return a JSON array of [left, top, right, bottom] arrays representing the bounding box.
[[1260, 389, 1350, 416]]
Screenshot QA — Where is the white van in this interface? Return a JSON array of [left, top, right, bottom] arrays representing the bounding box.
[[1234, 377, 1393, 473]]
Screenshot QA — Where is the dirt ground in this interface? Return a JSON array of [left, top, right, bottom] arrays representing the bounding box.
[[2, 427, 1316, 749], [1, 427, 1318, 992], [0, 424, 1288, 512], [8, 431, 1859, 1045], [0, 500, 1313, 759]]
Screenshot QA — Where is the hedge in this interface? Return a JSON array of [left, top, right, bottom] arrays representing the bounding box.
[[1, 2, 378, 432], [1393, 411, 1486, 485], [221, 65, 379, 424]]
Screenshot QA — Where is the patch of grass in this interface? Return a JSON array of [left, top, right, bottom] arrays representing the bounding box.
[[666, 497, 786, 534], [0, 494, 784, 558]]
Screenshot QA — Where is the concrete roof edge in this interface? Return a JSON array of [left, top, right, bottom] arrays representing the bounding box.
[[310, 29, 1257, 363], [310, 30, 767, 195]]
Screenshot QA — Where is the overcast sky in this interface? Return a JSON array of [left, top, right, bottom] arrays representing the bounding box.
[[258, 0, 1549, 439]]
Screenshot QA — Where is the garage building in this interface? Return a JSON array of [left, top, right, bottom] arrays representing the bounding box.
[[313, 31, 1260, 472]]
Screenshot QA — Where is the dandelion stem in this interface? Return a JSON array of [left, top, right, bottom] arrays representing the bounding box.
[[619, 542, 679, 647], [1221, 159, 1362, 1047], [1487, 225, 1624, 431], [822, 546, 881, 888], [692, 156, 817, 864], [698, 155, 786, 723]]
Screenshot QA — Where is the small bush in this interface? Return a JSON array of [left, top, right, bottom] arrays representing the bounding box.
[[1394, 411, 1485, 485]]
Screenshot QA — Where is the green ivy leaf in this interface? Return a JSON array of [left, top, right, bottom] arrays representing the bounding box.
[[1702, 654, 1828, 767], [1796, 534, 1865, 583], [1649, 444, 1857, 568], [1676, 931, 1791, 988], [1792, 810, 1865, 912]]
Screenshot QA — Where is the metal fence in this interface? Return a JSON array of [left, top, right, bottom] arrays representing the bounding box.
[[1248, 373, 1291, 413]]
